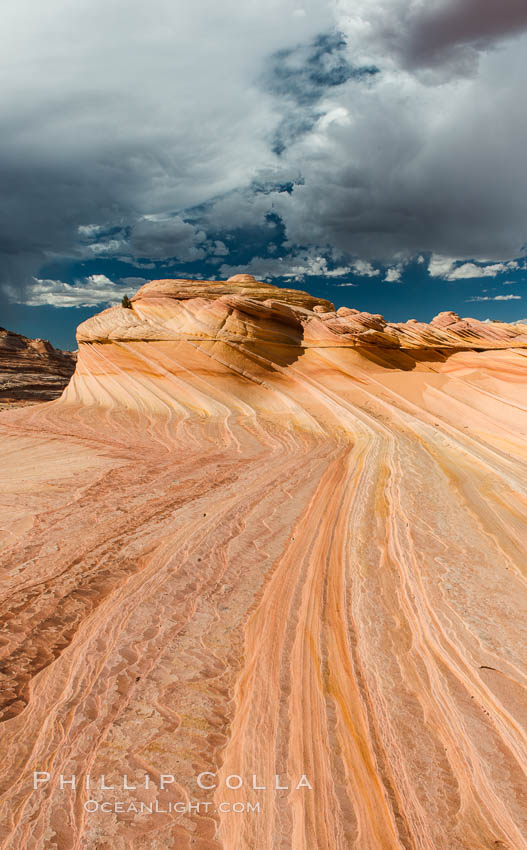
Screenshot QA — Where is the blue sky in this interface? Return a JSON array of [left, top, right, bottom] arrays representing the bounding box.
[[4, 242, 527, 352], [1, 0, 527, 350]]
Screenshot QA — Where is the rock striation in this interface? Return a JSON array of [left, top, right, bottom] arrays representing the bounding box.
[[0, 327, 76, 406], [1, 275, 527, 850]]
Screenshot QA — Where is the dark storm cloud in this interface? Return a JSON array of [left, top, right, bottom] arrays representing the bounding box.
[[272, 66, 527, 264], [0, 0, 332, 307], [0, 147, 141, 301], [128, 217, 207, 262], [267, 0, 527, 265], [402, 0, 527, 68], [2, 0, 527, 316]]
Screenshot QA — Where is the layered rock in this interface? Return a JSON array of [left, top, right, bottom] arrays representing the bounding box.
[[74, 276, 527, 352], [1, 275, 527, 850], [0, 327, 76, 406]]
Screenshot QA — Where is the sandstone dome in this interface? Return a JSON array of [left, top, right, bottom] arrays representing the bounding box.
[[1, 275, 527, 849]]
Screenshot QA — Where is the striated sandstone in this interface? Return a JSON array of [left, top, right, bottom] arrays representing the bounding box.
[[0, 327, 76, 406], [0, 275, 527, 850]]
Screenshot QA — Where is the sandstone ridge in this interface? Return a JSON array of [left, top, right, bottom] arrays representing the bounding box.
[[1, 276, 527, 850], [76, 275, 527, 352], [0, 327, 76, 406]]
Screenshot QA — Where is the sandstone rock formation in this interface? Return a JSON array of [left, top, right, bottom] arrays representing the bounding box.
[[1, 275, 526, 850], [0, 328, 76, 407]]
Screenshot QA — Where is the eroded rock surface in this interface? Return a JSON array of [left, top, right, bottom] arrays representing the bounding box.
[[1, 275, 526, 850], [0, 328, 76, 406]]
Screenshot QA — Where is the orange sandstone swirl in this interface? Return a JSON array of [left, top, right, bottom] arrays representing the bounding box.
[[0, 275, 526, 850]]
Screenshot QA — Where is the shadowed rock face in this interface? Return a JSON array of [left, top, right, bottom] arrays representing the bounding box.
[[0, 328, 76, 406], [1, 275, 527, 850]]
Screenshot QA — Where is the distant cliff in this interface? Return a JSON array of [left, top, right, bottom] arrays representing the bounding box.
[[0, 327, 76, 405]]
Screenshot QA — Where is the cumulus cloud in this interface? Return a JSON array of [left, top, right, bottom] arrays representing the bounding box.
[[272, 27, 527, 262], [262, 1, 527, 264], [17, 275, 131, 308], [220, 251, 353, 282], [466, 294, 522, 302], [2, 0, 527, 311], [429, 257, 521, 280], [384, 267, 402, 282], [351, 260, 380, 277], [428, 256, 458, 278]]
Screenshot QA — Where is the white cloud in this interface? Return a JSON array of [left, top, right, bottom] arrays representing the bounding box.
[[80, 218, 231, 264], [78, 224, 104, 238], [384, 267, 402, 282], [86, 239, 128, 257], [466, 294, 522, 302], [18, 275, 131, 308], [323, 265, 354, 278], [429, 256, 521, 280], [351, 259, 379, 277], [448, 261, 519, 279], [428, 256, 457, 277], [220, 251, 352, 282]]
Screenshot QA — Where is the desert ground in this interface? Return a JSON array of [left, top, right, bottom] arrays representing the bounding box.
[[1, 276, 526, 849]]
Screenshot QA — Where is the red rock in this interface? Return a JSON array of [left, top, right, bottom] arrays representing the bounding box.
[[1, 277, 527, 850], [0, 327, 76, 406], [431, 310, 461, 327]]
